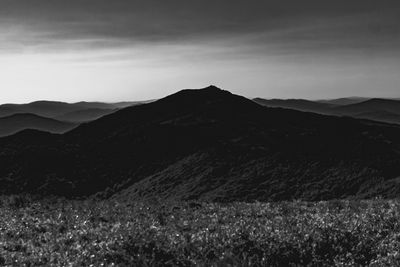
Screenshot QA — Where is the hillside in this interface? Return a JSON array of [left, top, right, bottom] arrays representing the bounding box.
[[1, 86, 400, 201], [255, 97, 400, 125], [0, 101, 85, 118], [253, 98, 335, 113], [55, 108, 116, 123], [355, 110, 400, 125], [333, 98, 400, 116], [0, 114, 77, 137], [317, 97, 369, 106], [0, 100, 145, 120]]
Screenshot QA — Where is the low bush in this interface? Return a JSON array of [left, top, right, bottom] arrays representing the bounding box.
[[0, 197, 400, 265]]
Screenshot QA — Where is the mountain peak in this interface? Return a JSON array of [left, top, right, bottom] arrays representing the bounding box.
[[159, 86, 232, 104], [178, 85, 227, 95], [203, 85, 222, 91]]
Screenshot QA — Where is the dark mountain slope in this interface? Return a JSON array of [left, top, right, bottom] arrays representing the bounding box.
[[0, 113, 77, 137], [1, 86, 400, 201]]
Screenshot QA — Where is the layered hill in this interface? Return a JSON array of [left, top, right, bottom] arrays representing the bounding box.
[[54, 108, 116, 123], [1, 86, 400, 201], [317, 97, 369, 106], [0, 100, 150, 135], [0, 100, 145, 122], [0, 114, 77, 137], [255, 97, 400, 125], [0, 101, 86, 118], [253, 98, 335, 113]]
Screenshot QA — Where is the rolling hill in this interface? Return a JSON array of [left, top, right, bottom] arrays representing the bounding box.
[[0, 100, 146, 121], [253, 98, 335, 113], [1, 86, 400, 202], [54, 108, 117, 123], [317, 97, 369, 106], [0, 100, 152, 138], [254, 97, 400, 125], [333, 98, 400, 116], [352, 110, 400, 125], [0, 113, 77, 137], [0, 101, 85, 118]]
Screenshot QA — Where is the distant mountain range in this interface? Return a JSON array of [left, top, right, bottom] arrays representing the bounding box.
[[254, 97, 400, 125], [1, 86, 400, 202], [54, 108, 116, 123], [0, 100, 151, 137], [317, 97, 369, 106], [0, 113, 77, 137]]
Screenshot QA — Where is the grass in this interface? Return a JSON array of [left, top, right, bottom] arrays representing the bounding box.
[[1, 196, 400, 266]]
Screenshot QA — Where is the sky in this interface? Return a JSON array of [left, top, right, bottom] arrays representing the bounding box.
[[0, 0, 399, 103]]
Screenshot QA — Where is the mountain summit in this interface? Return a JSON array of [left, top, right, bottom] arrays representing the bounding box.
[[1, 87, 400, 201]]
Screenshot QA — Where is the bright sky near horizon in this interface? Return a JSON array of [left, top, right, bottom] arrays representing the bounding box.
[[0, 0, 399, 103]]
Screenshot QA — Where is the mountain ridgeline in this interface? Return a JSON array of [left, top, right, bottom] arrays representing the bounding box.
[[0, 100, 149, 137], [254, 97, 400, 125], [1, 86, 400, 201], [0, 113, 77, 137]]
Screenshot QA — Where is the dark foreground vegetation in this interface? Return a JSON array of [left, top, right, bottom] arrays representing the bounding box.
[[1, 196, 400, 266]]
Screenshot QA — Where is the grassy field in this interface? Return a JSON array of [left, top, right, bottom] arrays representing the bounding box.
[[1, 196, 400, 266]]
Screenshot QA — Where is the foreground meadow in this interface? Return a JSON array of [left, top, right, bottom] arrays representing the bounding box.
[[1, 197, 400, 266]]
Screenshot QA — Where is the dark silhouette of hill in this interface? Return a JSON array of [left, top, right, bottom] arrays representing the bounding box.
[[331, 99, 400, 124], [253, 98, 335, 113], [333, 98, 400, 116], [1, 86, 400, 201], [317, 97, 369, 106], [254, 97, 400, 125], [1, 101, 84, 118], [0, 114, 77, 137], [355, 110, 400, 125], [72, 101, 120, 110], [112, 101, 155, 109], [54, 108, 117, 123], [0, 106, 20, 118], [72, 101, 148, 109], [0, 100, 148, 120]]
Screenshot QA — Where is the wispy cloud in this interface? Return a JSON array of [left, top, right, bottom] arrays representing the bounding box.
[[0, 0, 398, 53], [0, 0, 399, 102]]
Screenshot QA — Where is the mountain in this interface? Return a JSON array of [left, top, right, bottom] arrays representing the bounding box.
[[331, 98, 400, 124], [112, 101, 155, 109], [354, 111, 400, 125], [317, 97, 369, 106], [1, 86, 400, 202], [253, 98, 335, 113], [0, 113, 77, 137], [0, 100, 150, 120], [0, 106, 20, 118], [71, 101, 150, 109], [254, 97, 400, 125], [0, 101, 84, 118], [72, 102, 120, 110], [54, 108, 117, 123], [333, 98, 400, 116]]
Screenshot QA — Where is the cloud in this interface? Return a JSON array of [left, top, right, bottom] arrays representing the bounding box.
[[0, 0, 399, 102], [0, 0, 398, 54]]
